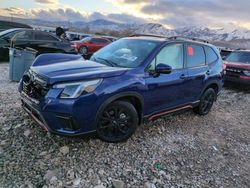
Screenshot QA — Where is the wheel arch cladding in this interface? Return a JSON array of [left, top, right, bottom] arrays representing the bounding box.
[[202, 82, 219, 100], [95, 92, 144, 126]]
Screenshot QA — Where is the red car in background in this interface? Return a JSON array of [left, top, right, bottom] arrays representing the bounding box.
[[224, 50, 250, 85], [71, 36, 111, 55]]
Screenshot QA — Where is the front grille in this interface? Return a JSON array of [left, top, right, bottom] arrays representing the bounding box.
[[225, 67, 244, 77], [226, 68, 242, 73], [23, 82, 39, 99], [22, 73, 48, 101]]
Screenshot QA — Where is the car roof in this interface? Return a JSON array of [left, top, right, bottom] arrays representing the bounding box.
[[234, 49, 250, 53], [127, 34, 215, 48]]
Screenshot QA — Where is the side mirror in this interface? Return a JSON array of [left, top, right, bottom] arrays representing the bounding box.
[[155, 64, 172, 74]]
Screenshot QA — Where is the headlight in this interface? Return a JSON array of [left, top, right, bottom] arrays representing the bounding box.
[[243, 70, 250, 76], [53, 79, 102, 98]]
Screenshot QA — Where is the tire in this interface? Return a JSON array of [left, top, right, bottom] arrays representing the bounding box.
[[194, 88, 216, 115], [96, 101, 139, 142], [79, 46, 88, 55]]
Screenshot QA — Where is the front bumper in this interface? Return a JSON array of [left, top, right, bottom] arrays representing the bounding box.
[[225, 75, 250, 85], [20, 92, 98, 136]]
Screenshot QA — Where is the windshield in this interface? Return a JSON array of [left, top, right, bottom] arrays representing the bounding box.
[[226, 52, 250, 64], [0, 29, 19, 38], [91, 38, 159, 68]]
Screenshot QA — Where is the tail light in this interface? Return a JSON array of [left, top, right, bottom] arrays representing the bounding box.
[[222, 63, 227, 75], [222, 63, 226, 70]]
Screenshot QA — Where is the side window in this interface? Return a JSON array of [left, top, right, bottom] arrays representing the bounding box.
[[187, 44, 206, 68], [92, 38, 107, 44], [204, 46, 218, 64], [148, 43, 184, 71], [152, 43, 184, 70], [98, 39, 108, 44], [34, 32, 59, 41], [91, 38, 99, 44]]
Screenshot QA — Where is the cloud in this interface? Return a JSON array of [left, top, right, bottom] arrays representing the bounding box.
[[1, 7, 30, 17], [35, 0, 58, 4], [118, 0, 150, 4], [0, 7, 146, 24], [107, 13, 146, 24], [1, 0, 250, 29], [31, 8, 86, 21], [113, 0, 250, 28]]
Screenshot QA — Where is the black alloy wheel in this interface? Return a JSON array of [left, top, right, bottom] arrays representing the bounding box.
[[96, 101, 138, 142], [194, 88, 216, 115]]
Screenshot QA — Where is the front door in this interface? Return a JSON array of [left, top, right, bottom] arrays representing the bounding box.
[[144, 43, 190, 115]]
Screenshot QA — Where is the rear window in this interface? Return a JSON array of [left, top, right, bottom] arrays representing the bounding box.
[[205, 46, 218, 64], [187, 45, 206, 68], [226, 52, 250, 64]]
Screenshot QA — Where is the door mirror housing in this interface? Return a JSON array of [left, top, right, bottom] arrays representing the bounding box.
[[155, 64, 172, 74]]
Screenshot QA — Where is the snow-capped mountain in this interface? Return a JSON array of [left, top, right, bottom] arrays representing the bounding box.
[[134, 23, 177, 36], [135, 23, 250, 42], [213, 27, 250, 41]]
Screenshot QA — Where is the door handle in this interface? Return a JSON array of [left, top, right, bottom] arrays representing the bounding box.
[[180, 74, 187, 79], [206, 70, 211, 75]]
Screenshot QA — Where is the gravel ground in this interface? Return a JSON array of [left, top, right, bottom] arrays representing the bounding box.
[[0, 63, 250, 188]]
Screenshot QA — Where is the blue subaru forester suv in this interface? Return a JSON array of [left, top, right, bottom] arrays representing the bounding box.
[[19, 35, 224, 142]]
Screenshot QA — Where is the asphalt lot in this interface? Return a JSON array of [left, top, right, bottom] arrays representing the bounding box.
[[0, 63, 250, 188]]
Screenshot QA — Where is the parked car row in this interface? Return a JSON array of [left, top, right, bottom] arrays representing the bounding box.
[[0, 28, 117, 62], [0, 28, 78, 61], [223, 50, 250, 85], [71, 36, 112, 55]]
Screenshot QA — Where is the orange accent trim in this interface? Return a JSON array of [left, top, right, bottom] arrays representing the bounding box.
[[29, 111, 49, 132], [148, 105, 193, 121]]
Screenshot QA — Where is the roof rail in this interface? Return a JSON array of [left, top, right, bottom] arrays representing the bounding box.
[[168, 36, 210, 44], [129, 33, 167, 38], [130, 33, 210, 44]]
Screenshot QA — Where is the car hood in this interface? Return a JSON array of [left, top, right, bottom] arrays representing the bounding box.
[[30, 59, 129, 85], [224, 61, 250, 70]]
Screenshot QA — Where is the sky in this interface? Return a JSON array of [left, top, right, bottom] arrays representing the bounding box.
[[0, 0, 250, 29]]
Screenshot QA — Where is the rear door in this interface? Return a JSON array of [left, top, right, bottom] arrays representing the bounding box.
[[185, 43, 209, 102], [33, 31, 61, 53]]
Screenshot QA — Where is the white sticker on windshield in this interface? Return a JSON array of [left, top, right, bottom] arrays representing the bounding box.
[[120, 54, 138, 61]]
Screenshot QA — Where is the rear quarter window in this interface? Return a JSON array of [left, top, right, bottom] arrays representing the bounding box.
[[187, 44, 206, 68], [204, 46, 218, 64]]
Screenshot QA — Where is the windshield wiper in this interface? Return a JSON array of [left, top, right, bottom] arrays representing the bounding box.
[[95, 57, 118, 67]]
